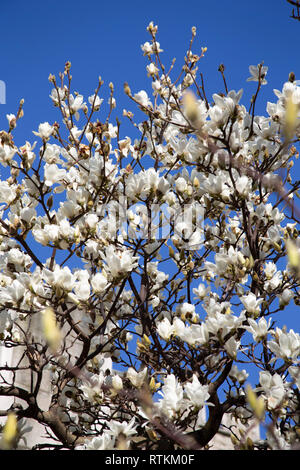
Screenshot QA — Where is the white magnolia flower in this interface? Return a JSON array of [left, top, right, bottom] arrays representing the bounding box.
[[91, 272, 108, 294], [68, 94, 86, 120], [247, 64, 268, 84], [74, 270, 90, 301], [133, 90, 151, 108], [224, 336, 240, 359], [44, 163, 66, 186], [0, 143, 16, 166], [88, 94, 103, 111], [33, 122, 54, 140], [268, 327, 300, 362], [49, 87, 67, 105], [111, 375, 123, 391], [235, 175, 252, 197], [193, 283, 210, 300], [156, 317, 174, 341], [108, 417, 137, 439], [84, 434, 115, 450], [241, 292, 263, 316], [184, 374, 210, 409], [243, 317, 272, 342], [180, 323, 209, 346], [278, 288, 294, 308], [147, 63, 159, 77], [79, 371, 105, 402], [157, 374, 184, 419], [102, 246, 138, 279], [258, 371, 287, 410], [127, 367, 147, 388]]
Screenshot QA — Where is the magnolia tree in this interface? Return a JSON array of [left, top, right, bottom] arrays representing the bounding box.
[[0, 22, 300, 451]]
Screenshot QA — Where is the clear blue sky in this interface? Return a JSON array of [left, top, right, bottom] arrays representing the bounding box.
[[0, 0, 299, 335]]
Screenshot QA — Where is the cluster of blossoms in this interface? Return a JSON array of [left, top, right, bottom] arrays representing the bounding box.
[[0, 22, 300, 451]]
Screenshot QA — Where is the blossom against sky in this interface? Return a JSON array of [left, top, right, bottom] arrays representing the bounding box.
[[0, 0, 300, 340]]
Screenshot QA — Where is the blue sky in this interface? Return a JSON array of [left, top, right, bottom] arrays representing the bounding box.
[[0, 1, 299, 330]]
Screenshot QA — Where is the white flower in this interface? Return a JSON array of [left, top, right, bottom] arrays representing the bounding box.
[[243, 317, 272, 342], [258, 371, 286, 410], [235, 175, 252, 197], [33, 122, 54, 140], [184, 374, 210, 409], [157, 374, 184, 419], [79, 371, 105, 402], [179, 323, 209, 346], [175, 177, 188, 193], [278, 288, 294, 308], [108, 417, 137, 439], [111, 375, 123, 391], [84, 434, 115, 450], [91, 272, 108, 294], [193, 283, 210, 300], [0, 144, 16, 166], [43, 265, 75, 292], [88, 94, 103, 111], [156, 317, 174, 341], [49, 87, 67, 105], [268, 327, 300, 362], [176, 302, 196, 320], [44, 163, 66, 186], [74, 270, 90, 301], [127, 367, 147, 388], [224, 336, 240, 359], [102, 246, 138, 279], [247, 64, 268, 84], [84, 213, 98, 229], [241, 292, 263, 316], [264, 262, 277, 279], [141, 41, 153, 55], [68, 94, 86, 120], [133, 90, 151, 107], [147, 63, 159, 77], [6, 113, 16, 129]]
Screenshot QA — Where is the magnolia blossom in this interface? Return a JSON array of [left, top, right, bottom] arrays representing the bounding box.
[[224, 336, 240, 359], [84, 434, 115, 450], [243, 317, 272, 342], [133, 90, 151, 107], [102, 246, 138, 279], [91, 272, 108, 294], [241, 292, 263, 316], [247, 64, 268, 84], [33, 122, 54, 140], [44, 163, 67, 186], [156, 317, 174, 341], [268, 328, 300, 362], [258, 371, 287, 410], [88, 94, 103, 111], [68, 94, 86, 120], [126, 367, 147, 388], [107, 417, 137, 440], [157, 374, 184, 419], [184, 375, 210, 409]]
